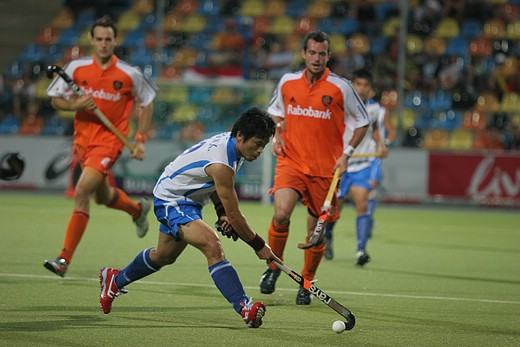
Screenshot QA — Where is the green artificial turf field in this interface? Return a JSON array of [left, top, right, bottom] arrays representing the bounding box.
[[0, 193, 519, 346]]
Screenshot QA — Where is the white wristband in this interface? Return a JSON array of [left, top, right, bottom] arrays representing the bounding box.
[[344, 145, 355, 158]]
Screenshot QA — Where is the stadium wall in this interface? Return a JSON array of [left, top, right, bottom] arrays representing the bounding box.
[[1, 136, 519, 208]]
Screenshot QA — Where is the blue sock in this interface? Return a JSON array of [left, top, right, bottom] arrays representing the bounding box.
[[209, 260, 248, 314], [356, 214, 371, 251], [367, 198, 377, 237], [324, 221, 335, 240], [115, 248, 162, 288]]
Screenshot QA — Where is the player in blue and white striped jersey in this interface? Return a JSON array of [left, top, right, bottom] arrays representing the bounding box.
[[323, 69, 388, 266], [99, 107, 282, 328]]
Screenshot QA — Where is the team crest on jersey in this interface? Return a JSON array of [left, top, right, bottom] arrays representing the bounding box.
[[113, 80, 123, 90], [322, 95, 332, 106]]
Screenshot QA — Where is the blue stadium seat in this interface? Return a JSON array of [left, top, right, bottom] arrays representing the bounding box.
[[19, 43, 43, 64], [198, 0, 220, 15], [445, 37, 469, 56], [370, 36, 388, 55], [340, 18, 360, 36], [139, 14, 157, 30], [460, 19, 482, 39], [0, 114, 20, 134], [438, 110, 462, 131], [56, 27, 81, 46], [124, 29, 146, 48], [41, 116, 66, 136], [429, 90, 453, 110]]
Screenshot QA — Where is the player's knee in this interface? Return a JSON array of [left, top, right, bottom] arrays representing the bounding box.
[[272, 211, 291, 225]]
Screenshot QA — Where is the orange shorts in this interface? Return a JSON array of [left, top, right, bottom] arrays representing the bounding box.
[[271, 161, 339, 220], [73, 144, 121, 175]]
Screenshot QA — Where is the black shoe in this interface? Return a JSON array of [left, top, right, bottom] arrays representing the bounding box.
[[324, 238, 333, 260], [259, 267, 281, 294], [356, 250, 371, 266], [296, 286, 311, 305]]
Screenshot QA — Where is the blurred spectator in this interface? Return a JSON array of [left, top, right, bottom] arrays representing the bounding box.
[[473, 126, 504, 149], [18, 103, 44, 135], [207, 19, 245, 68], [11, 73, 37, 119], [260, 38, 295, 81]]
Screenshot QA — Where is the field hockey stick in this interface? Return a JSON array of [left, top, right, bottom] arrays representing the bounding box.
[[271, 260, 356, 330], [351, 153, 381, 158], [47, 65, 136, 153], [297, 167, 341, 250]]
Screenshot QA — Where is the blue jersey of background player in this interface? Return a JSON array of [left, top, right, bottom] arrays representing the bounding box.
[[98, 107, 282, 328], [324, 69, 388, 266]]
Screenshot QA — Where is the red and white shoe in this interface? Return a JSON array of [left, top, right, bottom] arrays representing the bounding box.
[[241, 298, 266, 328], [99, 267, 127, 314]]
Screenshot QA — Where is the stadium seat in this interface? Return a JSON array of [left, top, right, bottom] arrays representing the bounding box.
[[36, 26, 60, 45], [500, 92, 520, 113], [172, 104, 197, 122], [424, 36, 446, 56], [117, 11, 141, 31], [139, 14, 157, 30], [348, 34, 370, 55], [285, 0, 307, 18], [434, 18, 460, 39], [264, 0, 287, 17], [380, 89, 398, 110], [438, 109, 462, 131], [160, 86, 189, 103], [183, 14, 207, 33], [306, 1, 332, 18], [294, 17, 316, 35], [133, 0, 154, 14], [124, 29, 146, 48], [270, 16, 294, 35], [430, 90, 452, 110], [160, 65, 182, 79], [475, 91, 500, 113], [19, 115, 44, 135], [376, 2, 398, 20], [329, 34, 347, 55], [415, 109, 437, 129], [252, 16, 272, 36], [370, 36, 389, 55], [56, 27, 81, 46], [406, 34, 424, 55], [469, 37, 492, 57], [462, 110, 486, 131], [50, 9, 75, 29], [172, 47, 198, 68], [18, 43, 43, 64], [41, 116, 66, 136], [496, 3, 519, 23], [240, 0, 265, 17], [176, 0, 198, 15], [423, 129, 449, 149], [0, 114, 20, 135], [448, 129, 474, 149], [400, 108, 416, 129], [445, 37, 469, 56], [198, 0, 220, 15], [404, 90, 429, 109], [163, 13, 184, 31], [506, 20, 520, 39], [382, 17, 400, 37], [460, 19, 483, 39], [483, 18, 506, 39], [340, 17, 360, 36], [189, 87, 213, 103], [75, 10, 95, 29]]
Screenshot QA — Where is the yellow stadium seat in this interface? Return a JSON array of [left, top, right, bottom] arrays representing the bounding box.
[[500, 92, 520, 113], [133, 0, 154, 14], [172, 104, 197, 123], [160, 86, 189, 103], [434, 18, 460, 39], [448, 130, 474, 149], [240, 0, 265, 17], [183, 14, 206, 33], [348, 34, 370, 54], [270, 16, 294, 35], [506, 21, 520, 39], [382, 17, 400, 37], [329, 34, 347, 55], [162, 13, 184, 31], [117, 11, 141, 31], [407, 34, 424, 55], [173, 48, 199, 68]]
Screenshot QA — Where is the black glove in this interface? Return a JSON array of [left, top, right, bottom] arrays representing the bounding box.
[[215, 222, 239, 242]]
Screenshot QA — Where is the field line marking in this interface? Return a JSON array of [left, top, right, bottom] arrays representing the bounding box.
[[2, 272, 519, 305]]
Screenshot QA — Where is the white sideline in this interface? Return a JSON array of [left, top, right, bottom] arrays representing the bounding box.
[[1, 272, 519, 306]]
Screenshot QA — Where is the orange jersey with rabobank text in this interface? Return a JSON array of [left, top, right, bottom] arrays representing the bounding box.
[[47, 56, 157, 151], [267, 68, 369, 177]]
